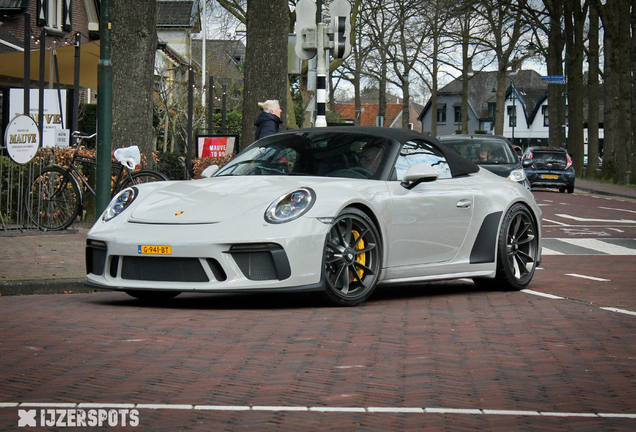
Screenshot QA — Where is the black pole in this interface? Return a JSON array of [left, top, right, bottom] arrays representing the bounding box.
[[72, 33, 80, 135], [207, 75, 214, 131], [53, 48, 64, 129], [37, 29, 46, 147], [222, 84, 227, 134], [23, 12, 30, 116], [96, 0, 113, 215], [186, 66, 194, 177]]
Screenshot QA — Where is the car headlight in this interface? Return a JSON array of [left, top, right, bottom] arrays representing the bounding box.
[[508, 168, 527, 184], [265, 188, 315, 224], [103, 187, 137, 222]]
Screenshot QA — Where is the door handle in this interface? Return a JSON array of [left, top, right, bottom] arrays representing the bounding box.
[[456, 199, 472, 209]]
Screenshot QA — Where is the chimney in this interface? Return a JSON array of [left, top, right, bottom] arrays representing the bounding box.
[[511, 57, 522, 73]]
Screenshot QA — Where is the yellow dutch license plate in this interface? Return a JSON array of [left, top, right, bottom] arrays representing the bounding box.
[[138, 245, 172, 255], [542, 174, 559, 179]]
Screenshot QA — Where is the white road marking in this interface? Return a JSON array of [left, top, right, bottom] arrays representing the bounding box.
[[600, 308, 636, 317], [556, 214, 636, 224], [309, 407, 366, 412], [195, 405, 251, 411], [599, 207, 636, 215], [521, 290, 564, 299], [369, 407, 424, 413], [559, 238, 636, 255], [608, 228, 625, 233], [136, 404, 194, 409], [541, 248, 564, 255], [565, 274, 611, 282], [77, 403, 136, 408], [483, 409, 540, 416], [543, 218, 571, 226], [335, 365, 366, 369], [5, 402, 636, 419]]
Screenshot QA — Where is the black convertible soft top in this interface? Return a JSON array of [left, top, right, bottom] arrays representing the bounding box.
[[276, 126, 480, 179]]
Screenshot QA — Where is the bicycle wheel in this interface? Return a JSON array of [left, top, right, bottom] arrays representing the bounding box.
[[28, 166, 82, 231], [120, 169, 169, 190]]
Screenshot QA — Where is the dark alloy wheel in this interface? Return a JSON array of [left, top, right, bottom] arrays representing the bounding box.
[[322, 208, 382, 306], [474, 203, 539, 291], [125, 290, 181, 301]]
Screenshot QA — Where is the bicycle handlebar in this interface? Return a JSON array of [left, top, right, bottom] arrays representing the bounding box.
[[72, 131, 97, 139]]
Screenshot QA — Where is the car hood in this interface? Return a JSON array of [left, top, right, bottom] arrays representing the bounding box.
[[128, 176, 350, 224], [480, 163, 519, 178]]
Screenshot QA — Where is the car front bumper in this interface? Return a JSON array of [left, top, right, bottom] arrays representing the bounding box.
[[85, 218, 330, 293]]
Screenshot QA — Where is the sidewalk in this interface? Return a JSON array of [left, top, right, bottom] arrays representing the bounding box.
[[1, 179, 635, 296]]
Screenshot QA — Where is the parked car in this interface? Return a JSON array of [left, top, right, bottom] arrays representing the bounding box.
[[86, 127, 542, 306], [522, 146, 575, 193], [438, 135, 530, 189]]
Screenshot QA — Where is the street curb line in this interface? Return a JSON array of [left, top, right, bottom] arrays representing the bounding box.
[[0, 279, 103, 296]]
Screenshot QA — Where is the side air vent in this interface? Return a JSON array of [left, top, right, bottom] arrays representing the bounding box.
[[228, 243, 291, 281]]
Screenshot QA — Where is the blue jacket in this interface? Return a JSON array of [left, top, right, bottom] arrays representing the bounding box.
[[254, 111, 282, 140]]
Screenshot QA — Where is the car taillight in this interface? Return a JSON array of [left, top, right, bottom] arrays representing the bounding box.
[[565, 153, 572, 169], [528, 152, 533, 160]]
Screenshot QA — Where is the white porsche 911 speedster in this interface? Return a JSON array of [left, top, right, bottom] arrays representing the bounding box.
[[85, 127, 542, 306]]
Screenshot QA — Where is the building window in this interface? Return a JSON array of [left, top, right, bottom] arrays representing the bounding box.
[[487, 103, 496, 120], [436, 104, 446, 123], [47, 0, 62, 29], [508, 106, 517, 127], [454, 106, 461, 124], [542, 106, 549, 127]]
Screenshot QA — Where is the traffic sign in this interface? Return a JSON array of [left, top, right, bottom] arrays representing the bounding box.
[[541, 75, 566, 84]]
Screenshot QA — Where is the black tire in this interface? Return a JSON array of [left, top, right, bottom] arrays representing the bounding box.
[[322, 208, 382, 306], [125, 290, 181, 301], [567, 185, 574, 193], [474, 203, 539, 291], [559, 187, 565, 193], [120, 169, 168, 190], [27, 166, 82, 231]]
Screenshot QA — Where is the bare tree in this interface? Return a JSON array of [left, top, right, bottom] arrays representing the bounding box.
[[474, 0, 530, 136]]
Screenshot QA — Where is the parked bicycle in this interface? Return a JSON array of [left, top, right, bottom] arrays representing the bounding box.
[[27, 132, 169, 231]]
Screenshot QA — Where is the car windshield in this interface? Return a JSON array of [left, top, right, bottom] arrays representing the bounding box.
[[215, 132, 393, 179], [442, 138, 518, 165]]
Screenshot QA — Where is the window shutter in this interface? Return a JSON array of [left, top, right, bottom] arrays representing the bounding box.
[[37, 0, 47, 26], [63, 0, 72, 31]]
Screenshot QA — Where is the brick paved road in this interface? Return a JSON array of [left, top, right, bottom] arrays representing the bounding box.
[[1, 261, 635, 431]]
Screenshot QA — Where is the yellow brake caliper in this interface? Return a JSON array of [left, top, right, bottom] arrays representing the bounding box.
[[351, 230, 366, 281]]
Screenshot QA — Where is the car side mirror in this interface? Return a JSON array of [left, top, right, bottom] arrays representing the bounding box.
[[401, 163, 439, 190], [522, 159, 533, 169], [201, 164, 219, 178]]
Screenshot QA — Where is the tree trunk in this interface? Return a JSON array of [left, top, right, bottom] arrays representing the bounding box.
[[631, 2, 636, 183], [615, 0, 632, 184], [564, 0, 586, 175], [461, 26, 469, 135], [378, 50, 387, 126], [111, 0, 157, 159], [402, 76, 410, 129], [493, 68, 507, 136], [546, 13, 565, 148], [241, 0, 289, 148], [430, 56, 438, 136], [586, 1, 600, 179], [600, 0, 619, 181]]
